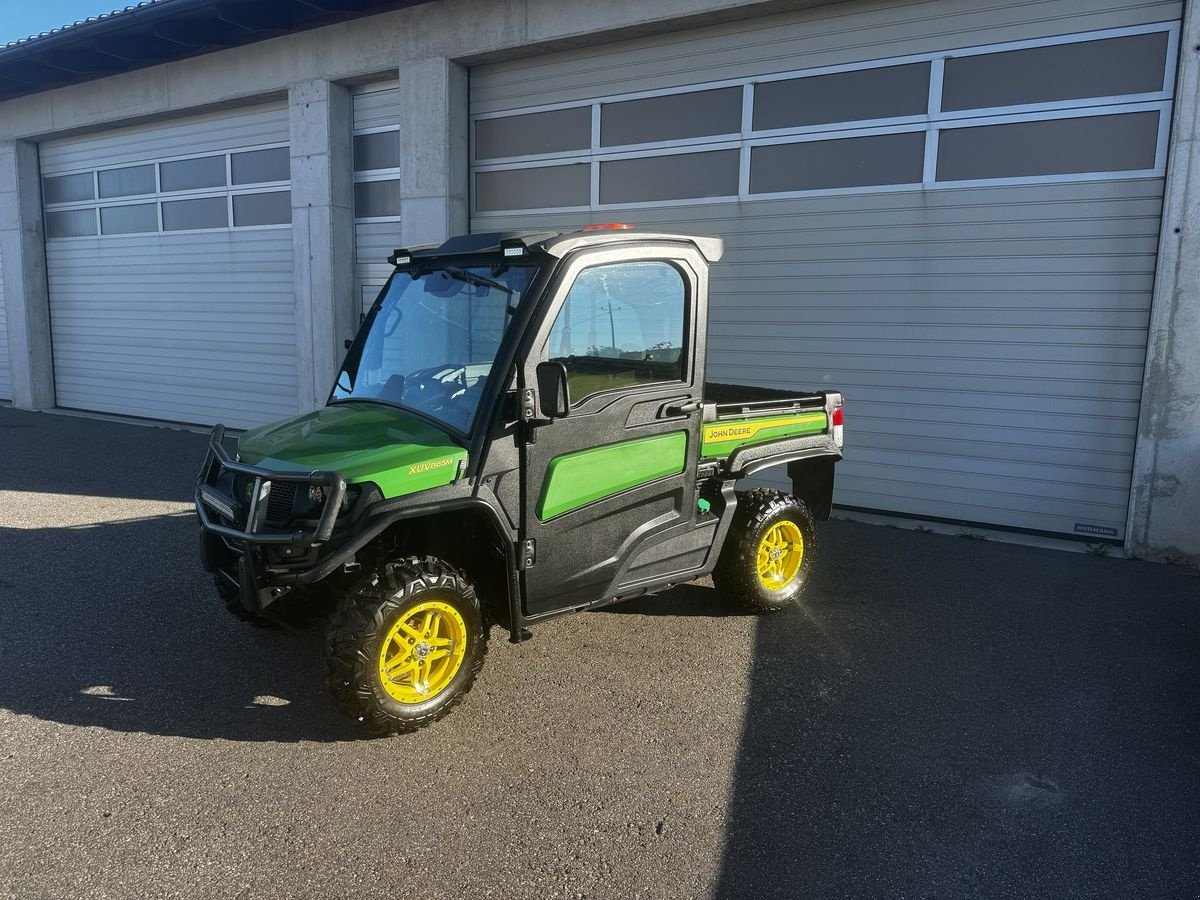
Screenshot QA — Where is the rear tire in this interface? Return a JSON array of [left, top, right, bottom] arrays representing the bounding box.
[[325, 556, 487, 735], [713, 488, 816, 613]]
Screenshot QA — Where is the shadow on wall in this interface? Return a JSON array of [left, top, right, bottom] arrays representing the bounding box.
[[712, 523, 1200, 898], [0, 513, 363, 743]]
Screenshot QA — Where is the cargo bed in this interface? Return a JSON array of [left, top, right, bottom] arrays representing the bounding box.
[[700, 381, 843, 473]]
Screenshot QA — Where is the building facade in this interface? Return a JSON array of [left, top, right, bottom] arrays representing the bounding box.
[[0, 0, 1197, 561]]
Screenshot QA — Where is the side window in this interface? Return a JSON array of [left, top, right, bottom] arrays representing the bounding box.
[[547, 261, 687, 404]]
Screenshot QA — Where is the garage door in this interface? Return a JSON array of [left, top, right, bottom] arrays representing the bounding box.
[[39, 102, 297, 429], [0, 251, 10, 401], [352, 82, 402, 314], [469, 0, 1180, 541]]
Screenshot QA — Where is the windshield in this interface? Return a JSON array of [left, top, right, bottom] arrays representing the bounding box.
[[332, 263, 539, 432]]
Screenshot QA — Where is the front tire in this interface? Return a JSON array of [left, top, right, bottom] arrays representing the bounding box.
[[325, 556, 487, 735], [213, 575, 275, 627], [713, 488, 816, 613]]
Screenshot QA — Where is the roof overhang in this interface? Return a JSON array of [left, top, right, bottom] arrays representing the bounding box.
[[0, 0, 431, 104]]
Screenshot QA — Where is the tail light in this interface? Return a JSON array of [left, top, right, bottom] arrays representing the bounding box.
[[831, 402, 844, 447]]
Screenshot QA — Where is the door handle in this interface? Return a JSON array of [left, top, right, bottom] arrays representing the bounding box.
[[663, 399, 702, 417]]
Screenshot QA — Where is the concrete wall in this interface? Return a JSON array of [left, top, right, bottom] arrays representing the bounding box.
[[1127, 2, 1200, 564], [0, 141, 54, 410], [289, 80, 356, 410]]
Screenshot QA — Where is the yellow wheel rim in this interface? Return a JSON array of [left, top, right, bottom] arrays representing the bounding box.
[[756, 520, 805, 591], [377, 601, 468, 704]]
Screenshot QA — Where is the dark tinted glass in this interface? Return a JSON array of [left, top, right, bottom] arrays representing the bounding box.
[[942, 32, 1170, 111], [353, 132, 400, 171], [98, 164, 155, 198], [599, 150, 738, 204], [475, 165, 590, 211], [476, 107, 592, 159], [751, 132, 925, 193], [162, 196, 228, 231], [601, 87, 742, 146], [354, 179, 403, 218], [100, 203, 159, 235], [45, 208, 97, 238], [233, 191, 291, 226], [753, 62, 930, 130], [936, 111, 1160, 181], [160, 155, 226, 192], [231, 147, 290, 184], [43, 173, 94, 204]]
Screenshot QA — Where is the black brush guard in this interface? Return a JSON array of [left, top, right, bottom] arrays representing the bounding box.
[[195, 425, 348, 614]]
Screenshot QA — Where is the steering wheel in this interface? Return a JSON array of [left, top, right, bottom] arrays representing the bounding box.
[[404, 363, 469, 408]]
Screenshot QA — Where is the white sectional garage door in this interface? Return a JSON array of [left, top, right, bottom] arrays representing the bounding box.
[[351, 82, 402, 314], [39, 102, 297, 429], [0, 251, 10, 401], [469, 0, 1180, 541]]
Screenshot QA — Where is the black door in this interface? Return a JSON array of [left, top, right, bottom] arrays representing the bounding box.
[[519, 242, 709, 618]]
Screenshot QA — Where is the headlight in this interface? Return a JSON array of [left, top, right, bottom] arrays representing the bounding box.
[[308, 485, 325, 505]]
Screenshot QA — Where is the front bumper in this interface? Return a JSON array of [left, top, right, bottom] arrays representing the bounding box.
[[195, 425, 347, 614]]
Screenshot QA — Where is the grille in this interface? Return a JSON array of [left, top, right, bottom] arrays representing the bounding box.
[[265, 482, 297, 525]]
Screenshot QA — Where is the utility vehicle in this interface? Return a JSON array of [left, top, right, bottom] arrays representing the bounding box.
[[196, 226, 844, 734]]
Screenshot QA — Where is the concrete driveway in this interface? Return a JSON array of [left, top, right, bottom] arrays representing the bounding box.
[[0, 407, 1196, 899]]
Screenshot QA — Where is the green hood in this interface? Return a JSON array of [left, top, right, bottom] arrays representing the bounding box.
[[237, 402, 467, 500]]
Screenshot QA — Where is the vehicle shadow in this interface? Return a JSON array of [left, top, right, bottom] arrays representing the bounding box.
[[0, 513, 365, 743], [710, 522, 1200, 898]]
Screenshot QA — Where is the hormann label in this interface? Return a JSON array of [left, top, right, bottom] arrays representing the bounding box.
[[1074, 523, 1119, 538], [408, 457, 456, 476], [703, 414, 827, 444]]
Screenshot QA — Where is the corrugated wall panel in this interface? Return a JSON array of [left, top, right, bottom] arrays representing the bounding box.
[[355, 220, 400, 312], [39, 102, 289, 175], [352, 84, 401, 132], [352, 82, 402, 312], [471, 0, 1176, 539], [471, 179, 1159, 537], [45, 231, 298, 428], [471, 0, 1180, 113], [0, 252, 10, 400], [41, 102, 296, 428]]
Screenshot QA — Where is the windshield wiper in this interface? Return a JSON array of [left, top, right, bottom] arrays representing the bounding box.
[[443, 266, 513, 296]]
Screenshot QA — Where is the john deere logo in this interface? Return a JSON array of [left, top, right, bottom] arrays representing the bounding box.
[[409, 457, 455, 475], [707, 425, 754, 440]]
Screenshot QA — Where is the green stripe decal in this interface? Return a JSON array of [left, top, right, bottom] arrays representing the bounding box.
[[538, 431, 688, 520], [700, 413, 828, 458]]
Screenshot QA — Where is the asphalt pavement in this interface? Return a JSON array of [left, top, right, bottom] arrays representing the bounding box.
[[0, 406, 1197, 899]]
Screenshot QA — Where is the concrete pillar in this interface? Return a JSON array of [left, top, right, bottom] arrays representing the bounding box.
[[0, 140, 54, 410], [1127, 11, 1200, 564], [396, 57, 469, 247], [289, 79, 356, 412]]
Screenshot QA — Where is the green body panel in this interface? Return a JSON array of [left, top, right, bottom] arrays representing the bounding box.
[[700, 412, 828, 459], [538, 431, 688, 520], [237, 402, 466, 499]]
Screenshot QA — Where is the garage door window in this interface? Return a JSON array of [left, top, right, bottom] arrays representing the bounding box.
[[98, 164, 155, 199], [42, 173, 93, 204], [476, 106, 591, 160], [936, 111, 1160, 182], [162, 196, 229, 231], [753, 62, 930, 130], [41, 141, 292, 239], [471, 22, 1176, 212], [100, 203, 158, 235], [547, 261, 687, 404]]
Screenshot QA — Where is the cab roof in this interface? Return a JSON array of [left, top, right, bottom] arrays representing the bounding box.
[[392, 227, 724, 265]]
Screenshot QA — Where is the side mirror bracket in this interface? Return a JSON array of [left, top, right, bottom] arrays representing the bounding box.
[[534, 361, 571, 420]]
